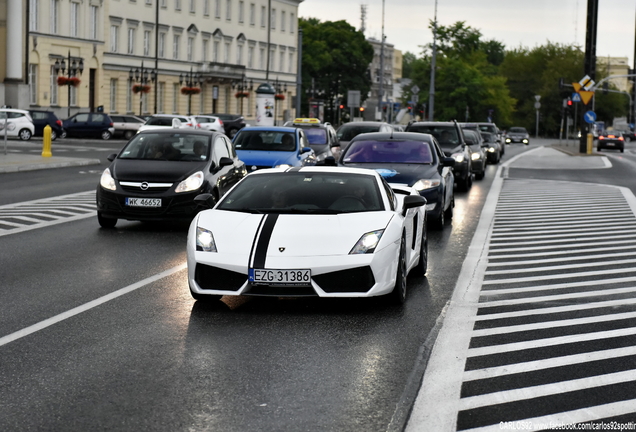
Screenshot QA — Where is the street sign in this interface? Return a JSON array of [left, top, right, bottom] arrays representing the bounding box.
[[584, 111, 597, 124], [412, 85, 420, 95], [412, 94, 419, 103], [579, 91, 594, 105], [579, 75, 595, 91], [347, 90, 361, 108], [534, 95, 541, 102], [571, 92, 581, 102], [534, 102, 541, 109]]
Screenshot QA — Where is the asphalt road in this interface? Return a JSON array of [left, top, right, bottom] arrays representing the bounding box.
[[5, 137, 632, 431]]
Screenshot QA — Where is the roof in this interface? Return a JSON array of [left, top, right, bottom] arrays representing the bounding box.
[[349, 131, 435, 142], [237, 126, 298, 133]]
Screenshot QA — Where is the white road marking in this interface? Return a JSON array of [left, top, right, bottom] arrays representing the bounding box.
[[0, 263, 187, 348]]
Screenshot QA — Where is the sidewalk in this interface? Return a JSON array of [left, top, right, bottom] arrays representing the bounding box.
[[0, 151, 101, 173]]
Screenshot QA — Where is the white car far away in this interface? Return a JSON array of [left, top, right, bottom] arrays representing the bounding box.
[[186, 166, 428, 305]]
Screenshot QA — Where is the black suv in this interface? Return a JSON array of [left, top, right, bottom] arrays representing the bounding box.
[[207, 113, 246, 138], [29, 110, 65, 140], [405, 121, 473, 191], [283, 118, 341, 163], [62, 113, 115, 140]]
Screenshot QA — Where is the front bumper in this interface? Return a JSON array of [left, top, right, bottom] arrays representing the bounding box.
[[96, 186, 202, 221]]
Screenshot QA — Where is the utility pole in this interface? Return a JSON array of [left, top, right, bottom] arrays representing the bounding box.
[[154, 0, 159, 114], [296, 28, 303, 118], [266, 0, 271, 81], [377, 0, 385, 121], [428, 0, 438, 121], [580, 0, 598, 152]]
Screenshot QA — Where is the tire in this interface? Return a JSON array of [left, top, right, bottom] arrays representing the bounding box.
[[458, 171, 472, 191], [101, 130, 112, 140], [414, 231, 428, 277], [19, 128, 32, 141], [97, 212, 117, 228], [621, 148, 624, 153], [390, 235, 407, 304], [476, 167, 485, 180], [50, 130, 57, 141], [431, 204, 445, 230], [444, 196, 454, 220], [124, 130, 135, 140]]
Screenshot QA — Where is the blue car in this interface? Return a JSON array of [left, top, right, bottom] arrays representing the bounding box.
[[232, 126, 317, 172]]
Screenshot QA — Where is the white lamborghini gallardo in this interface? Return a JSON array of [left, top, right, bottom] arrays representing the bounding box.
[[186, 166, 427, 304]]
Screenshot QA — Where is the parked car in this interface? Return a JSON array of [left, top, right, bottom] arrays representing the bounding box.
[[96, 128, 246, 228], [597, 131, 625, 152], [29, 110, 64, 140], [62, 112, 115, 140], [194, 115, 225, 133], [283, 118, 341, 162], [338, 131, 455, 229], [0, 108, 35, 141], [336, 121, 394, 150], [462, 129, 487, 180], [480, 132, 502, 163], [505, 127, 530, 144], [207, 113, 246, 138], [232, 126, 317, 172], [187, 167, 427, 304], [110, 115, 146, 140], [405, 121, 473, 191], [138, 114, 198, 133]]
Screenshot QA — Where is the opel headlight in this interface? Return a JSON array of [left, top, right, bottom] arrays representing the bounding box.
[[176, 171, 204, 193], [488, 147, 496, 153], [413, 179, 440, 191], [452, 153, 465, 163], [505, 138, 511, 143], [350, 230, 384, 254], [100, 168, 116, 191], [196, 227, 217, 252], [471, 152, 481, 161]]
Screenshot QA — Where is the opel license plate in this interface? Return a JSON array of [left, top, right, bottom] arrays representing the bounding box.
[[126, 198, 161, 207], [249, 269, 311, 285]]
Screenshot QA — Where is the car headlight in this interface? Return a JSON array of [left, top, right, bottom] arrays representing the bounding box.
[[275, 164, 292, 168], [522, 139, 529, 143], [452, 153, 465, 163], [176, 171, 204, 193], [100, 168, 116, 191], [413, 179, 441, 191], [505, 138, 511, 143], [471, 152, 481, 161], [488, 147, 496, 153], [350, 229, 384, 254], [196, 227, 217, 252]]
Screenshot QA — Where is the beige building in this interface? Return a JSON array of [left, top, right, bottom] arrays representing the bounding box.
[[597, 56, 632, 93], [14, 0, 302, 122]]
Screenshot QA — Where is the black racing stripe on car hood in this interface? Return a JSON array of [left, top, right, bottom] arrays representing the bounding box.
[[248, 215, 267, 269], [252, 214, 279, 269]]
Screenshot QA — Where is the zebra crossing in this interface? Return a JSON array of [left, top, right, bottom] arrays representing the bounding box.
[[0, 190, 96, 236], [408, 178, 636, 431]]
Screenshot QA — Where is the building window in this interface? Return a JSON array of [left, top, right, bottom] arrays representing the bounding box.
[[89, 6, 98, 39], [110, 25, 119, 52], [189, 0, 195, 13], [29, 0, 38, 32], [128, 28, 135, 54], [259, 47, 264, 70], [159, 33, 165, 58], [70, 85, 77, 107], [109, 79, 118, 112], [214, 0, 220, 18], [238, 1, 244, 23], [279, 51, 284, 72], [126, 83, 132, 112], [158, 82, 165, 113], [70, 2, 78, 37], [236, 44, 243, 65], [224, 42, 230, 63], [175, 0, 181, 10], [281, 10, 285, 32], [173, 83, 179, 113], [269, 48, 274, 70], [161, 0, 166, 6], [187, 37, 194, 61], [288, 52, 294, 73], [202, 39, 209, 61], [144, 30, 151, 56], [247, 46, 253, 68], [50, 0, 59, 34], [173, 34, 180, 60], [271, 8, 276, 29], [213, 40, 219, 62], [50, 66, 58, 105], [225, 0, 231, 20], [290, 13, 295, 33], [146, 0, 152, 4], [28, 64, 38, 105], [249, 3, 255, 25], [260, 5, 265, 27], [203, 0, 209, 15]]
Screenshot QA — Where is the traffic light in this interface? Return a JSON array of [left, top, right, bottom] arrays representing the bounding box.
[[382, 105, 387, 113], [359, 107, 365, 113], [567, 98, 573, 107], [339, 104, 344, 110]]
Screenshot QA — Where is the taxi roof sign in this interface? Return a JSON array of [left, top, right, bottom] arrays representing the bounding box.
[[293, 118, 321, 124]]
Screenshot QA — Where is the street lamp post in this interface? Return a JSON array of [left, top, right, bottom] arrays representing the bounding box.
[[180, 68, 203, 116], [129, 62, 156, 117], [54, 51, 84, 118], [232, 75, 253, 115], [274, 79, 287, 125]]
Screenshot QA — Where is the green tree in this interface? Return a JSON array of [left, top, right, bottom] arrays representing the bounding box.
[[299, 18, 373, 124]]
